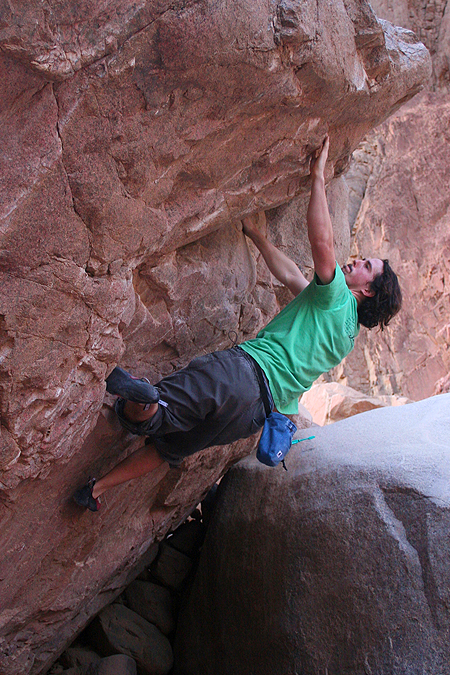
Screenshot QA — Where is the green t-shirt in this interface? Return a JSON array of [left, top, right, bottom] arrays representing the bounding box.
[[240, 265, 359, 414]]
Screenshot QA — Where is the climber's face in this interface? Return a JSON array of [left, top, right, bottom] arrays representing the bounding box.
[[342, 258, 384, 296]]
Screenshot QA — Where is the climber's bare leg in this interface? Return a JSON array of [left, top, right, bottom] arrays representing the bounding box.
[[92, 442, 167, 499], [91, 400, 165, 498]]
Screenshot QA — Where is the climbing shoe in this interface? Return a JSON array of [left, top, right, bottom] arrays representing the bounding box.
[[106, 367, 160, 404], [73, 478, 101, 512]]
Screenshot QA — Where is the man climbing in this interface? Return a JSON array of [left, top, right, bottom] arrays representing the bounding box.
[[74, 136, 402, 511]]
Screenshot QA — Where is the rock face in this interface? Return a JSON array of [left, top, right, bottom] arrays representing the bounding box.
[[174, 394, 450, 675], [369, 0, 450, 88], [0, 2, 431, 674]]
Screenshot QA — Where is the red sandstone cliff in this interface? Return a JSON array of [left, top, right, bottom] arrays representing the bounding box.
[[0, 2, 430, 673]]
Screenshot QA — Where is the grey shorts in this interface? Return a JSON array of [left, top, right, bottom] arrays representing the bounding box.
[[115, 347, 271, 467]]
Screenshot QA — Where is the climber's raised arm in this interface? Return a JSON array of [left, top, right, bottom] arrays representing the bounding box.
[[307, 135, 336, 285]]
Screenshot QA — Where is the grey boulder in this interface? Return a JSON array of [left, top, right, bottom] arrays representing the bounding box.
[[174, 394, 450, 675], [125, 580, 174, 635], [89, 604, 173, 675]]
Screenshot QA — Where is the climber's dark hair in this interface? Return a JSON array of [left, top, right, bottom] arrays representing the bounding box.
[[357, 260, 402, 330]]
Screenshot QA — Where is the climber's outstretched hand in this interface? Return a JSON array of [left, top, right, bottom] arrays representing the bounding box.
[[310, 134, 330, 181], [242, 211, 266, 240]]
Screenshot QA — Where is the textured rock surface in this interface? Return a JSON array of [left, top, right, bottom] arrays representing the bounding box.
[[327, 91, 450, 400], [175, 394, 450, 675], [369, 0, 450, 87], [435, 371, 450, 394], [0, 2, 430, 674], [301, 381, 410, 426]]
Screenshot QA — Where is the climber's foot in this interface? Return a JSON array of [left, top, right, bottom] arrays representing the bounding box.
[[106, 367, 160, 404], [73, 478, 101, 512]]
